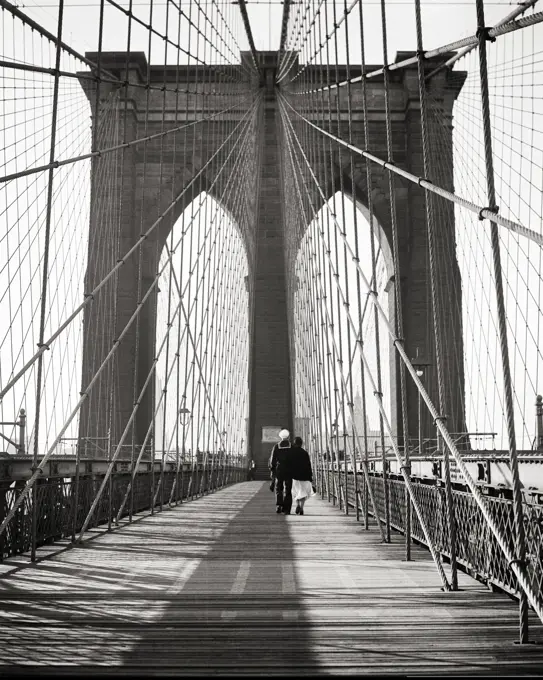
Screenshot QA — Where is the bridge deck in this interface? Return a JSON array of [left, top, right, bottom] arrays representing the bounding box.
[[0, 482, 542, 675]]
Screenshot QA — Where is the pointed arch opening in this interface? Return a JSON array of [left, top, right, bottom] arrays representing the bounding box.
[[155, 192, 250, 467], [292, 191, 395, 468]]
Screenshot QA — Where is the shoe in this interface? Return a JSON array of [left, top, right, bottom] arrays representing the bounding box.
[[295, 506, 301, 515], [276, 506, 282, 513], [282, 509, 290, 514], [299, 508, 304, 515]]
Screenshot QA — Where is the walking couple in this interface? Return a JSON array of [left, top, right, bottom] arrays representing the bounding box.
[[269, 429, 314, 515]]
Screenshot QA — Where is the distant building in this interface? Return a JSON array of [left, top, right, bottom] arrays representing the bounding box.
[[345, 390, 388, 459]]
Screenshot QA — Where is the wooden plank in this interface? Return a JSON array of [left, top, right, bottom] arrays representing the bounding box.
[[0, 481, 541, 674]]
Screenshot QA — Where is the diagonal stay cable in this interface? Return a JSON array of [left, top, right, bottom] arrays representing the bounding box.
[[237, 0, 259, 73], [278, 0, 357, 85], [295, 7, 543, 94], [0, 97, 251, 184], [277, 0, 293, 70], [79, 179, 246, 536], [281, 102, 421, 549], [426, 0, 540, 78], [0, 0, 118, 77], [0, 99, 260, 539], [282, 93, 450, 584], [279, 91, 543, 621], [284, 123, 387, 541], [277, 0, 324, 83], [114, 127, 254, 520], [77, 251, 190, 540], [0, 94, 261, 405], [281, 96, 543, 246]]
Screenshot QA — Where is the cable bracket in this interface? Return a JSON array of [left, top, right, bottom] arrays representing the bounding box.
[[478, 205, 499, 221], [476, 26, 496, 43]]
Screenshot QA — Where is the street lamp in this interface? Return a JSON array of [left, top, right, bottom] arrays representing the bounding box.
[[179, 407, 191, 424], [0, 409, 26, 455], [179, 407, 190, 462], [411, 354, 431, 456], [221, 430, 227, 464]]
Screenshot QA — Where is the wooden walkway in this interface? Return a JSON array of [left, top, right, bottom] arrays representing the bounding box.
[[0, 481, 542, 675]]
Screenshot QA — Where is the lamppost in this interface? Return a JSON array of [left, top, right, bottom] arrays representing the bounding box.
[[175, 407, 190, 502], [179, 407, 191, 462], [411, 354, 431, 456], [0, 409, 26, 455]]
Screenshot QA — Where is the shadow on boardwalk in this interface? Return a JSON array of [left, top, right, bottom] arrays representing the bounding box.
[[0, 482, 543, 675], [121, 483, 316, 674]]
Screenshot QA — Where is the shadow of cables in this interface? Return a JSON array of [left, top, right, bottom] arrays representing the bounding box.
[[121, 483, 317, 675]]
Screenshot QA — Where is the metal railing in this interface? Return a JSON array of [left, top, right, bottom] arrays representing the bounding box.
[[0, 462, 246, 560], [326, 470, 543, 605]]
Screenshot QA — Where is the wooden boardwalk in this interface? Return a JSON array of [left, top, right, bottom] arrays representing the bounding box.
[[0, 481, 542, 675]]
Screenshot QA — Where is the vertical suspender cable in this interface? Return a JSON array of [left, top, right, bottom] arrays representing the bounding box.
[[30, 0, 66, 562], [342, 0, 361, 522], [380, 0, 409, 547], [331, 0, 349, 515], [474, 0, 529, 644], [414, 0, 458, 587], [358, 0, 391, 543]]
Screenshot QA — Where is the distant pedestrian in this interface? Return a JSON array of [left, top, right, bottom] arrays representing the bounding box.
[[248, 459, 256, 481], [269, 429, 293, 514], [291, 436, 314, 516]]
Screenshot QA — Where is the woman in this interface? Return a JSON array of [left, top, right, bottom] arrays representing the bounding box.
[[290, 436, 313, 515]]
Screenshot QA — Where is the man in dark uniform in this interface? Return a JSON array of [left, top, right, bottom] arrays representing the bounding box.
[[269, 429, 293, 514]]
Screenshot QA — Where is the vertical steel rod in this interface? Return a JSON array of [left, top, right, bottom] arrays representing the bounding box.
[[30, 0, 66, 562], [414, 0, 458, 587], [475, 0, 529, 644]]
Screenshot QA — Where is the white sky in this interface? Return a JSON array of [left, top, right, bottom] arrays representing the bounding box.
[[9, 1, 526, 61], [1, 0, 542, 457]]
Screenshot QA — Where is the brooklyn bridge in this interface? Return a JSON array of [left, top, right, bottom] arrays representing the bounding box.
[[1, 0, 543, 673]]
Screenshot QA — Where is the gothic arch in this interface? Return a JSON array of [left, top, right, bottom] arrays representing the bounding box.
[[78, 50, 466, 469]]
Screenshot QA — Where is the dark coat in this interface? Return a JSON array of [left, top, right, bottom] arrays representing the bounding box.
[[289, 446, 312, 482], [270, 440, 293, 480]]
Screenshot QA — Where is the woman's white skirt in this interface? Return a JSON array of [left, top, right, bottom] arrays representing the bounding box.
[[292, 479, 313, 501]]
